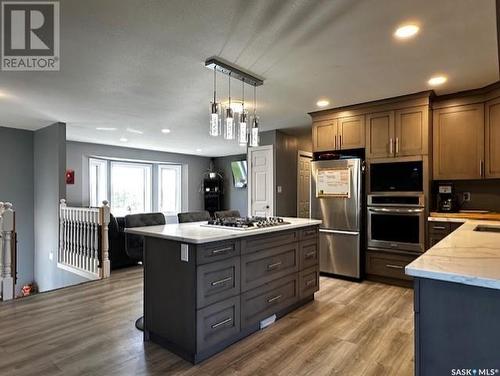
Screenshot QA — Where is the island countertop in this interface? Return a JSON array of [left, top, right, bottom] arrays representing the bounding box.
[[125, 217, 322, 244], [406, 219, 500, 290]]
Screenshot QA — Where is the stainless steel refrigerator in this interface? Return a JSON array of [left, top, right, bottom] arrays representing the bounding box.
[[311, 158, 362, 279]]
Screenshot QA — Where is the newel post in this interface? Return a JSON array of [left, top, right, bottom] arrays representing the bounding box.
[[1, 202, 15, 301], [100, 200, 110, 278]]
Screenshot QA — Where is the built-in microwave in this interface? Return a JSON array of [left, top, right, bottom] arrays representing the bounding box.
[[369, 160, 423, 192]]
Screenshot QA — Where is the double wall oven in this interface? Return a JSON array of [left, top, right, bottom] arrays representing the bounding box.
[[367, 159, 426, 254]]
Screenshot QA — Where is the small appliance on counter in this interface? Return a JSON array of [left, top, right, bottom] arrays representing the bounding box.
[[437, 183, 459, 213]]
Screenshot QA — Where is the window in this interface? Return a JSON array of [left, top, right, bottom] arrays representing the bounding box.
[[89, 158, 108, 207], [110, 162, 152, 216], [158, 164, 182, 215]]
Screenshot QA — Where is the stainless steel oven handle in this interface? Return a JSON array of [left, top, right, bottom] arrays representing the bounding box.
[[368, 207, 424, 214]]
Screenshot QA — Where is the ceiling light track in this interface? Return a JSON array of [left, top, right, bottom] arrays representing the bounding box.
[[205, 57, 264, 87]]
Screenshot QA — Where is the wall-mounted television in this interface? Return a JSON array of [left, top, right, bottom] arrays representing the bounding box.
[[231, 160, 247, 188]]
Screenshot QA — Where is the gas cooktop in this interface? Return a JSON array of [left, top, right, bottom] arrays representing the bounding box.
[[200, 216, 290, 231]]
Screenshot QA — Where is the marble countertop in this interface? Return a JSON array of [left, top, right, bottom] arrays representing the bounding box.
[[428, 216, 467, 223], [125, 217, 322, 244], [406, 219, 500, 290]]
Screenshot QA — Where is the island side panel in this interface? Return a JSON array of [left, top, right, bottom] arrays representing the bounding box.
[[414, 277, 500, 376], [144, 237, 197, 357]]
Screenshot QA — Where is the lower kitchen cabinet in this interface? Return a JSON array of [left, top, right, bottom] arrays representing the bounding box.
[[365, 249, 419, 287], [427, 220, 464, 249]]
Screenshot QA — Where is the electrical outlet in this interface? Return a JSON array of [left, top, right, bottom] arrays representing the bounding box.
[[277, 186, 282, 193], [463, 192, 471, 202], [49, 252, 53, 261]]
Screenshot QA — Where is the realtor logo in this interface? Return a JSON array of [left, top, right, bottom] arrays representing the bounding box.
[[1, 1, 60, 71]]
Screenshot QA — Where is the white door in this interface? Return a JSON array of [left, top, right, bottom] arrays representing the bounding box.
[[248, 145, 274, 217], [297, 151, 312, 218]]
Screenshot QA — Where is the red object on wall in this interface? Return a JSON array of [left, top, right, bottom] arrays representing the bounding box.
[[66, 170, 75, 185]]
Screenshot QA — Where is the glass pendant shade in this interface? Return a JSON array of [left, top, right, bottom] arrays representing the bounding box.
[[238, 111, 248, 145], [249, 116, 259, 147], [209, 102, 221, 136], [224, 107, 235, 140]]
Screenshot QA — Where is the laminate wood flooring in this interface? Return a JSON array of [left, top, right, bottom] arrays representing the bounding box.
[[0, 267, 414, 376]]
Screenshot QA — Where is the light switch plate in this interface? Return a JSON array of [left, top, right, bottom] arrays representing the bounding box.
[[181, 244, 189, 262]]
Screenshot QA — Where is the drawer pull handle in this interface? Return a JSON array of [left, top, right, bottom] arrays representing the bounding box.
[[211, 276, 232, 286], [267, 294, 282, 303], [386, 264, 403, 270], [304, 230, 316, 236], [211, 317, 232, 329], [432, 226, 446, 230], [305, 279, 315, 287], [305, 251, 316, 259], [211, 246, 233, 256], [267, 261, 282, 270]]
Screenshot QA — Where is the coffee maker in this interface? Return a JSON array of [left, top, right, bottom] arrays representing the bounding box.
[[437, 183, 459, 212]]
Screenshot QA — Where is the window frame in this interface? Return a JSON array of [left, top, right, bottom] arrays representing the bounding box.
[[89, 158, 108, 208], [158, 164, 182, 215]]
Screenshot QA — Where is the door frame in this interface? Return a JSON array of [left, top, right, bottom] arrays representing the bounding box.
[[297, 150, 313, 217], [247, 145, 274, 217]]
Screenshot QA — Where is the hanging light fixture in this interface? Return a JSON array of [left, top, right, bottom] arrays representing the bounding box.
[[224, 73, 235, 140], [249, 84, 260, 147], [209, 66, 221, 137], [238, 79, 248, 146]]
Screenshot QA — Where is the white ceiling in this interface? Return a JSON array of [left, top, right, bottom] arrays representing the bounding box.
[[0, 0, 498, 157]]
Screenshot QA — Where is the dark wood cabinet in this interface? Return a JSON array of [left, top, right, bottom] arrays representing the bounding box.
[[144, 226, 319, 364], [427, 220, 464, 250], [365, 249, 417, 287]]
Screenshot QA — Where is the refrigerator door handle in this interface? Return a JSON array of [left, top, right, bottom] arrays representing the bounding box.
[[319, 229, 360, 236]]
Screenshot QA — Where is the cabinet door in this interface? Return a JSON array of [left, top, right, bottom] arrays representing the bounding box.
[[366, 111, 395, 159], [312, 119, 337, 152], [395, 106, 429, 157], [485, 97, 500, 178], [338, 115, 365, 150], [433, 104, 484, 180]]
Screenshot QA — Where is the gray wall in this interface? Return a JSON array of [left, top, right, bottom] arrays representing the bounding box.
[[34, 123, 88, 292], [0, 127, 34, 295], [66, 141, 211, 215], [214, 155, 248, 217]]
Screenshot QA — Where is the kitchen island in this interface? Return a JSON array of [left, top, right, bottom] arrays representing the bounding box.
[[126, 217, 321, 364], [406, 219, 500, 376]]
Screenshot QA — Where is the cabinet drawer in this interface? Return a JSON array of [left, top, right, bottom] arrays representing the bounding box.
[[299, 239, 319, 270], [241, 243, 299, 292], [197, 258, 240, 308], [241, 273, 298, 329], [196, 296, 240, 352], [428, 221, 450, 235], [366, 250, 417, 281], [299, 226, 318, 241], [428, 234, 447, 249], [196, 240, 240, 265], [241, 230, 298, 254], [299, 266, 319, 299]]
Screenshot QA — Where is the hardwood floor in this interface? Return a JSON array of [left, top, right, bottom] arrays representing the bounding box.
[[0, 267, 414, 376]]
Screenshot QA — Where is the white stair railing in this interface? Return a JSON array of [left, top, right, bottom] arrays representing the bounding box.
[[0, 202, 15, 301], [58, 199, 110, 280]]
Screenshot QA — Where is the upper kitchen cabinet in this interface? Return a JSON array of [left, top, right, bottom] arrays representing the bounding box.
[[433, 103, 485, 180], [337, 115, 365, 150], [395, 106, 430, 157], [485, 97, 500, 178], [366, 111, 394, 158], [312, 119, 337, 152]]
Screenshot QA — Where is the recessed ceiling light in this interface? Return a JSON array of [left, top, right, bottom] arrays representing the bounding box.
[[96, 127, 117, 131], [119, 137, 128, 142], [196, 148, 202, 152], [161, 128, 171, 134], [126, 128, 143, 134], [394, 24, 419, 39], [316, 100, 330, 108], [428, 75, 447, 86]]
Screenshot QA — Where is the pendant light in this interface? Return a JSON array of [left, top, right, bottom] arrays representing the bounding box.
[[238, 79, 248, 145], [209, 66, 221, 137], [249, 84, 260, 147], [224, 73, 235, 140]]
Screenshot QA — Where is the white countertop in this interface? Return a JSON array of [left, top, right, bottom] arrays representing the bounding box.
[[427, 216, 467, 223], [406, 219, 500, 290], [124, 217, 322, 244]]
